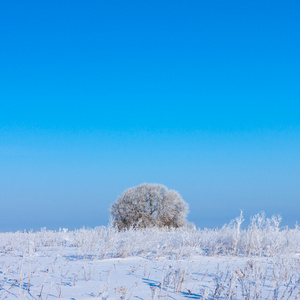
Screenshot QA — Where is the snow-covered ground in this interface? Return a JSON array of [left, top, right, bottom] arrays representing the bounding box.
[[1, 213, 299, 299]]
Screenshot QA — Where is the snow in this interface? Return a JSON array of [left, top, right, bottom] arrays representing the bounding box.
[[0, 213, 299, 299]]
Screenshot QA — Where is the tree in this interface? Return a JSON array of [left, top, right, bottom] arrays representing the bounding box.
[[110, 183, 189, 230]]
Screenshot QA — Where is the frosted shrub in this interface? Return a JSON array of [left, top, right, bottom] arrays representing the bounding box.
[[110, 183, 189, 230]]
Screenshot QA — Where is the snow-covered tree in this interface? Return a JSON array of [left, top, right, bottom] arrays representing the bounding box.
[[110, 183, 189, 230]]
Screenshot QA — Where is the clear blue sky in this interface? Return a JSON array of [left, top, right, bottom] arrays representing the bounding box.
[[1, 0, 299, 231]]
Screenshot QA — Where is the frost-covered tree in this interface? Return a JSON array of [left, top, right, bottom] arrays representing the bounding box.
[[110, 183, 189, 230]]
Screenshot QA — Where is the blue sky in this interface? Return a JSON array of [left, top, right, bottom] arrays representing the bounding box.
[[0, 1, 299, 231]]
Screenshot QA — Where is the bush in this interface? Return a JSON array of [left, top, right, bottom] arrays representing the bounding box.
[[110, 183, 189, 230]]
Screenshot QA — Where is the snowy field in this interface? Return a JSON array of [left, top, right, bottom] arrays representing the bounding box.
[[0, 213, 299, 300]]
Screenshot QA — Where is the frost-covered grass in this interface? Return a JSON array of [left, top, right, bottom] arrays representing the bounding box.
[[0, 212, 299, 299]]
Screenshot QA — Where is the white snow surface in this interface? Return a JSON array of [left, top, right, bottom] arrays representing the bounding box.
[[0, 213, 299, 299]]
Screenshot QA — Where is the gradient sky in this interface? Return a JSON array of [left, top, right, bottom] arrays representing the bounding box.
[[1, 1, 299, 232]]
